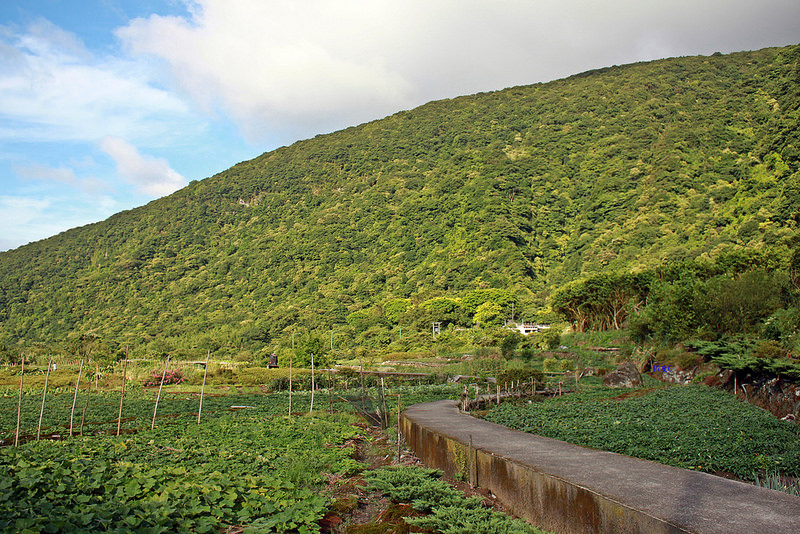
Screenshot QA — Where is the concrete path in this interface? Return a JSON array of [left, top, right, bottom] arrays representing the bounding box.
[[402, 400, 800, 533]]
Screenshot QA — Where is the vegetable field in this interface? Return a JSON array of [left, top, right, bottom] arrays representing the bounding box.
[[1, 413, 360, 532], [0, 383, 460, 443], [485, 385, 800, 480], [0, 383, 461, 532]]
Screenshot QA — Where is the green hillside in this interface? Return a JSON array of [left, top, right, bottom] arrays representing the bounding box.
[[1, 45, 798, 359]]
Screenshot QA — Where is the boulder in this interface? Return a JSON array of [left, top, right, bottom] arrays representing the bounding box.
[[603, 362, 643, 388]]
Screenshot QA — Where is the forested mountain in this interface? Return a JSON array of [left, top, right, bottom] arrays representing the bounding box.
[[1, 45, 799, 358]]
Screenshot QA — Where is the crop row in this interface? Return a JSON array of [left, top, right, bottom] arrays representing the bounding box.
[[0, 412, 361, 532], [0, 384, 460, 442]]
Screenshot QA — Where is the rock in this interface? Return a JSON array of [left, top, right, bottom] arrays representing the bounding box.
[[603, 362, 643, 388]]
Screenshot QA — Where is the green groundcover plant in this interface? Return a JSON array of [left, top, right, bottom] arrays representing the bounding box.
[[0, 413, 361, 533], [363, 465, 546, 534], [486, 385, 800, 481]]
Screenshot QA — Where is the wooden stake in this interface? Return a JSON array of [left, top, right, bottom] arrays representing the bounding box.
[[328, 370, 333, 414], [310, 353, 315, 415], [380, 377, 389, 429], [79, 370, 92, 436], [198, 350, 210, 424], [288, 354, 293, 417], [70, 358, 85, 437], [151, 356, 170, 430], [14, 356, 25, 447], [37, 358, 52, 441], [117, 350, 128, 436], [360, 357, 366, 415]]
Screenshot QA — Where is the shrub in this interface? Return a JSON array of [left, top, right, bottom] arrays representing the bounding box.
[[143, 368, 183, 387], [497, 368, 544, 384]]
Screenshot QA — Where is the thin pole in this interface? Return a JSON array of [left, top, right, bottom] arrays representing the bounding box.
[[151, 356, 170, 430], [37, 358, 52, 440], [397, 394, 401, 462], [289, 356, 294, 417], [328, 370, 333, 414], [117, 351, 129, 436], [198, 350, 210, 424], [14, 356, 25, 447], [380, 377, 389, 428], [80, 368, 93, 435], [309, 353, 315, 415], [69, 359, 85, 437]]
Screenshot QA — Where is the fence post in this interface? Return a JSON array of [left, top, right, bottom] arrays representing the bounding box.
[[37, 359, 52, 440], [117, 351, 128, 436], [69, 359, 85, 437], [151, 356, 170, 430], [14, 356, 25, 447], [198, 350, 210, 424]]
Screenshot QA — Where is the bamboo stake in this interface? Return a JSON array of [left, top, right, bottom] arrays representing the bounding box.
[[117, 351, 129, 436], [69, 358, 85, 437], [198, 350, 210, 424], [328, 370, 333, 414], [37, 358, 52, 440], [397, 394, 401, 462], [151, 356, 170, 430], [14, 356, 25, 447], [360, 357, 366, 415], [79, 368, 92, 435], [309, 353, 315, 415], [288, 354, 293, 417], [380, 377, 389, 429]]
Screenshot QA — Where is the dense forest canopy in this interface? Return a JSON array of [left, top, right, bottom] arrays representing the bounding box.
[[0, 45, 798, 359]]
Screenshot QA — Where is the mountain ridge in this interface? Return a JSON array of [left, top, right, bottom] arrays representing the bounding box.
[[1, 44, 798, 357]]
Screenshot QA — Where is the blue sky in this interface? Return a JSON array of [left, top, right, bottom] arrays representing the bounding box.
[[1, 0, 799, 251]]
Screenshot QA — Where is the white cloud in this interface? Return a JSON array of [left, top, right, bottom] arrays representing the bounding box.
[[14, 162, 78, 185], [0, 18, 195, 145], [100, 136, 187, 196], [13, 162, 111, 195], [0, 194, 118, 251], [116, 0, 800, 144]]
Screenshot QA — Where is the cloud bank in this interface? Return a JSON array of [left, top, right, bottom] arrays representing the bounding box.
[[0, 18, 193, 145], [100, 136, 187, 196], [117, 0, 800, 144]]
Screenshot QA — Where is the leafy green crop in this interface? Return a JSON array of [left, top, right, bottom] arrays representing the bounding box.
[[363, 466, 545, 534], [0, 413, 360, 533], [0, 384, 460, 441], [485, 385, 800, 480]]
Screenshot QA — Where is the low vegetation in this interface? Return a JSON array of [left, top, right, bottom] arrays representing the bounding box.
[[485, 385, 800, 481]]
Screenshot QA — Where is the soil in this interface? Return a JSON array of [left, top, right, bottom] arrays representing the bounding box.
[[320, 421, 514, 533]]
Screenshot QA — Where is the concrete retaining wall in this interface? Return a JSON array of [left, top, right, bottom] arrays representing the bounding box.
[[400, 400, 800, 534]]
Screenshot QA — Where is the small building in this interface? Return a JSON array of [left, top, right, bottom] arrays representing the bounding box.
[[505, 321, 550, 335]]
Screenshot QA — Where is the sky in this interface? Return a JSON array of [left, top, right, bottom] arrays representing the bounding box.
[[0, 1, 798, 251]]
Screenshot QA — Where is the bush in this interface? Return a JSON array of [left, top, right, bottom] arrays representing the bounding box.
[[497, 368, 544, 384], [143, 368, 183, 387]]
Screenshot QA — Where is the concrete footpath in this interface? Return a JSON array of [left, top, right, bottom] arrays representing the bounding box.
[[400, 400, 800, 534]]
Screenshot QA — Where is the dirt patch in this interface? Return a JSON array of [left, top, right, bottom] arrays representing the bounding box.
[[610, 387, 664, 401], [322, 422, 515, 533]]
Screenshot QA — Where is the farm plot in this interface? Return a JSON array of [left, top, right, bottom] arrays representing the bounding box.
[[0, 412, 361, 533], [485, 384, 800, 481], [0, 383, 461, 443]]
